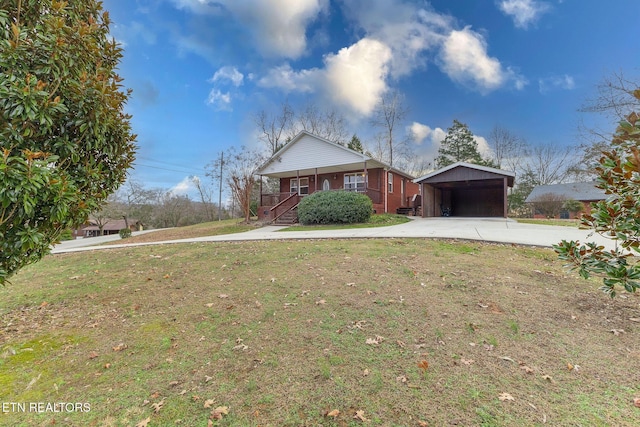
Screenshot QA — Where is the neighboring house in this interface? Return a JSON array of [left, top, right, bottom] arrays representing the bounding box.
[[255, 131, 420, 224], [77, 218, 144, 238], [414, 162, 515, 218], [525, 181, 606, 219]]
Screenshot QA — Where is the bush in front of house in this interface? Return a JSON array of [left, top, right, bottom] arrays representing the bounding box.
[[119, 228, 132, 239], [298, 191, 373, 225]]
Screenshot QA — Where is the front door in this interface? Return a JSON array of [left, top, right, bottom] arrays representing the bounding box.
[[322, 179, 330, 191]]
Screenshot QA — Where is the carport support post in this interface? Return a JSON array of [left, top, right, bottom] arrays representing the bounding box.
[[503, 176, 508, 218]]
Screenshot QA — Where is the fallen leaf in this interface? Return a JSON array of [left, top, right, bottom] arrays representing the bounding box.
[[396, 375, 408, 383], [210, 406, 229, 420], [498, 392, 515, 401], [135, 417, 151, 427], [396, 340, 406, 348], [104, 363, 111, 369], [353, 410, 368, 422], [629, 318, 640, 323], [611, 329, 625, 336], [218, 294, 228, 299], [205, 303, 214, 308], [366, 336, 384, 345], [363, 369, 369, 376], [315, 299, 326, 305], [88, 351, 99, 359], [163, 274, 170, 279], [418, 360, 429, 372], [520, 365, 534, 374], [461, 358, 474, 366], [418, 421, 428, 427], [112, 343, 128, 352], [152, 399, 164, 413], [169, 380, 179, 387], [542, 375, 555, 383], [633, 397, 640, 408], [204, 399, 215, 409], [500, 356, 516, 363], [326, 409, 340, 417]]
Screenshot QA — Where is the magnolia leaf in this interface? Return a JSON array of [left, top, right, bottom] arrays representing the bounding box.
[[135, 417, 151, 427], [211, 406, 229, 420]]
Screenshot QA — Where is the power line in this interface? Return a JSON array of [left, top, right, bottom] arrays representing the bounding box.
[[132, 162, 205, 175]]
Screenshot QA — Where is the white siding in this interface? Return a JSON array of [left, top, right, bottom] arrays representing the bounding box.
[[260, 134, 367, 175]]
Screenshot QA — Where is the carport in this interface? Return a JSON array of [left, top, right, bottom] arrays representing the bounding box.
[[414, 162, 515, 218]]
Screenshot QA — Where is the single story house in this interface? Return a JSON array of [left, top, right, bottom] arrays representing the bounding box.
[[525, 181, 605, 219], [414, 162, 515, 218], [255, 131, 420, 224], [77, 218, 143, 238]]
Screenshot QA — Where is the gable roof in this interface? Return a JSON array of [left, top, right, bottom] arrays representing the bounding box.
[[414, 162, 515, 186], [525, 181, 606, 203], [256, 131, 414, 179]]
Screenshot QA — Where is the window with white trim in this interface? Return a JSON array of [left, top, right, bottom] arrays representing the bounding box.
[[290, 178, 309, 195], [388, 172, 393, 193], [344, 173, 366, 192]]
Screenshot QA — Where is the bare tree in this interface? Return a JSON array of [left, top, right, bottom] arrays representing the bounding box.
[[487, 125, 527, 172], [521, 144, 577, 186], [369, 91, 409, 167], [190, 175, 216, 222], [530, 193, 566, 218], [215, 147, 265, 223], [297, 103, 350, 145], [574, 70, 640, 179], [255, 101, 295, 155]]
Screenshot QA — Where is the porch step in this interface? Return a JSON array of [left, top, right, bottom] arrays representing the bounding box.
[[274, 208, 298, 225]]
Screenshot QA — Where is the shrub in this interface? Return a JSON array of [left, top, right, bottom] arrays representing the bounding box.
[[119, 228, 132, 239], [297, 191, 373, 225]]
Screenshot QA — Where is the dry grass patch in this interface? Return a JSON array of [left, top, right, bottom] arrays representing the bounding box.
[[1, 239, 639, 426], [103, 219, 255, 245]]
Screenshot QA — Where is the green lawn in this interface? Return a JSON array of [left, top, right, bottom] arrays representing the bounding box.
[[281, 213, 411, 231], [1, 239, 638, 426]]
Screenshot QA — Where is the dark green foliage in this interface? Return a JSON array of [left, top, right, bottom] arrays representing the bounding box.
[[119, 228, 132, 239], [562, 199, 584, 214], [435, 120, 486, 168], [297, 191, 373, 225], [555, 89, 640, 297], [0, 0, 136, 284]]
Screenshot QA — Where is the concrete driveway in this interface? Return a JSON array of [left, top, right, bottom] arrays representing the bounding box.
[[51, 217, 618, 254]]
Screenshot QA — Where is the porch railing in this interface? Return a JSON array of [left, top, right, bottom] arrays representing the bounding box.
[[261, 188, 383, 208], [270, 192, 301, 223]]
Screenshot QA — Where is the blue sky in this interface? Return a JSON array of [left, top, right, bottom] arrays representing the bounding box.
[[103, 0, 638, 196]]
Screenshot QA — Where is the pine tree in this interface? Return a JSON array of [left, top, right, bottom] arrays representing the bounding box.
[[435, 120, 485, 168]]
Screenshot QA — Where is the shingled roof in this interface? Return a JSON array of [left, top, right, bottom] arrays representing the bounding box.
[[525, 181, 606, 203]]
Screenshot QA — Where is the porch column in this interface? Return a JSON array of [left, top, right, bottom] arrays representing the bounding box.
[[315, 168, 318, 193], [503, 176, 508, 218], [364, 160, 368, 189], [296, 170, 300, 195]]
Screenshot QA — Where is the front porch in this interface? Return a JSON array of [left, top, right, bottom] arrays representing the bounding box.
[[258, 187, 384, 224]]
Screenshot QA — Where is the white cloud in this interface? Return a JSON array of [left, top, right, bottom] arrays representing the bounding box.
[[343, 1, 525, 93], [206, 89, 232, 111], [258, 38, 392, 116], [171, 0, 327, 58], [498, 0, 551, 29], [211, 66, 244, 87], [408, 122, 446, 161], [538, 74, 575, 93], [474, 135, 493, 158], [257, 64, 319, 93], [169, 176, 197, 196], [324, 38, 392, 115], [439, 27, 526, 93], [340, 0, 450, 78]]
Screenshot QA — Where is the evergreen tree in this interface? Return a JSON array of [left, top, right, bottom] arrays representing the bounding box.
[[435, 120, 485, 168], [347, 134, 364, 153]]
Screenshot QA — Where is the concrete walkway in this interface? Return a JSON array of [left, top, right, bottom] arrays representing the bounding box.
[[51, 217, 618, 254]]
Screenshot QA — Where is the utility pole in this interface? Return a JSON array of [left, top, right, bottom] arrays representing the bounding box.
[[218, 151, 224, 221]]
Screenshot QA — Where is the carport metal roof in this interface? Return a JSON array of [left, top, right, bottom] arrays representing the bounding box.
[[414, 162, 515, 187]]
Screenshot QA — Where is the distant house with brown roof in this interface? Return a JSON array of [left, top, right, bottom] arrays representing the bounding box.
[[77, 218, 144, 238]]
